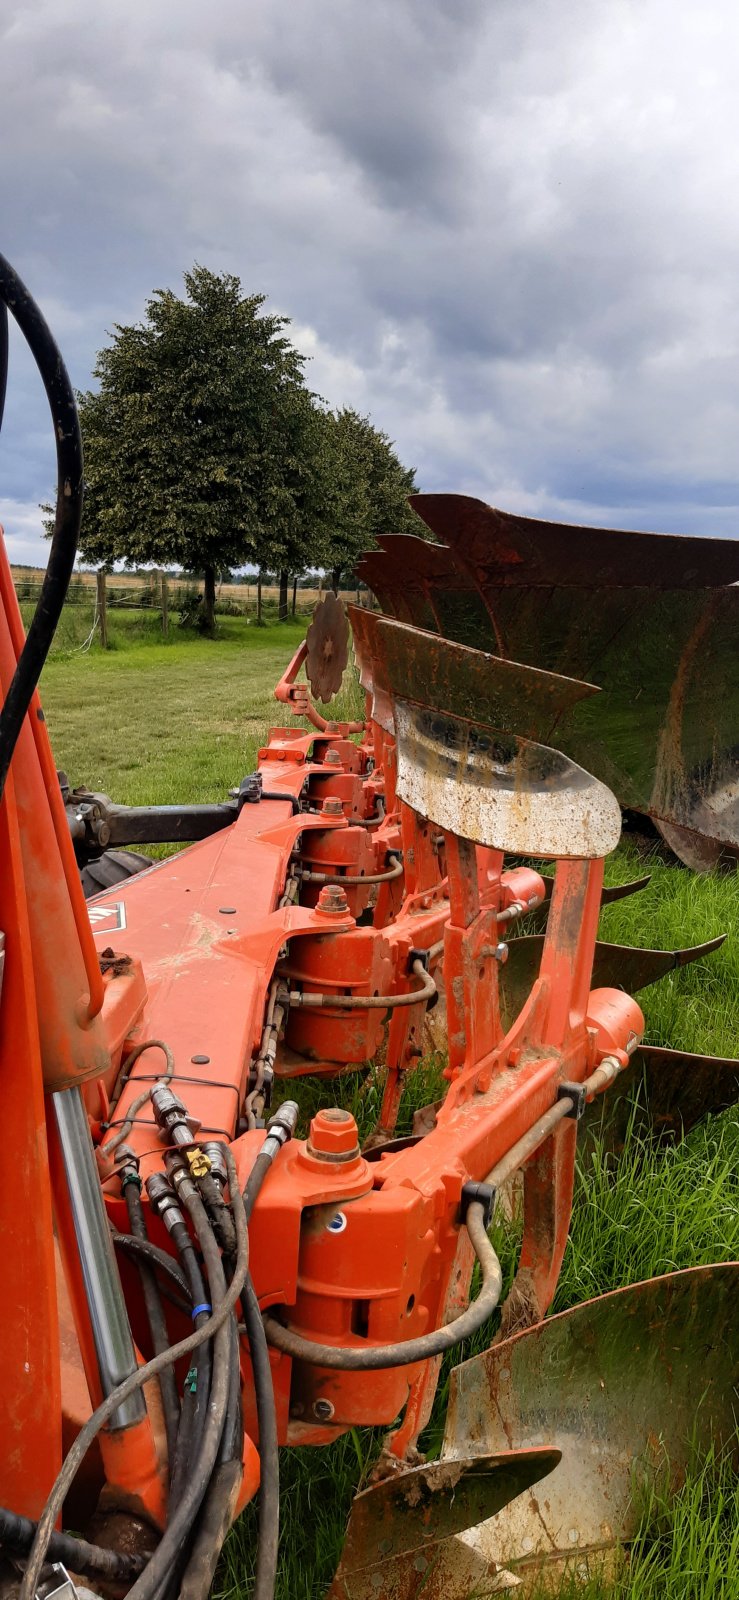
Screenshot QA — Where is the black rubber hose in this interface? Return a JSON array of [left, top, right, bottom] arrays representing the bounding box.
[[112, 1230, 192, 1308], [0, 1505, 145, 1583], [261, 789, 300, 814], [122, 1219, 232, 1600], [218, 1300, 244, 1468], [263, 1200, 502, 1370], [171, 1185, 243, 1600], [178, 1317, 243, 1600], [177, 1459, 242, 1600], [243, 1151, 272, 1223], [19, 1147, 248, 1600], [123, 1180, 181, 1467], [241, 1278, 280, 1600], [240, 1144, 280, 1600], [0, 255, 83, 800], [167, 1217, 212, 1511], [196, 1170, 237, 1254], [0, 301, 8, 436]]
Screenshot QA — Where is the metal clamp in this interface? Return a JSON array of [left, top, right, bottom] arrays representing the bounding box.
[[556, 1081, 588, 1120], [460, 1180, 496, 1229]]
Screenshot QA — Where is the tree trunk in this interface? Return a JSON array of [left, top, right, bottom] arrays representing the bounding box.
[[257, 570, 263, 625], [276, 569, 287, 624], [331, 565, 342, 595], [203, 565, 216, 634], [96, 569, 108, 650], [291, 574, 298, 617]]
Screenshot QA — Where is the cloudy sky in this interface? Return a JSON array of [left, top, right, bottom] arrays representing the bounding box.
[[3, 0, 739, 565]]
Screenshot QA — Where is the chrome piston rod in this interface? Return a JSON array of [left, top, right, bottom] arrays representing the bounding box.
[[53, 1086, 145, 1430]]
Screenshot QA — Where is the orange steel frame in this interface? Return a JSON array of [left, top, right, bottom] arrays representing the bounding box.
[[0, 533, 643, 1530]]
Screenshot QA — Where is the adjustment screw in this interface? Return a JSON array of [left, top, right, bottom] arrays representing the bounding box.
[[317, 884, 349, 915], [312, 1398, 335, 1422]]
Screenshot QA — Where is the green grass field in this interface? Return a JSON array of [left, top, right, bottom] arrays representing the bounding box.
[[38, 615, 739, 1600]]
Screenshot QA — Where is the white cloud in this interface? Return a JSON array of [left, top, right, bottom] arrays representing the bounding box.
[[3, 0, 739, 570]]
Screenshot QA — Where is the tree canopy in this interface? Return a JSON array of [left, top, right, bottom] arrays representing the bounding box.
[[318, 408, 419, 590], [72, 266, 419, 628]]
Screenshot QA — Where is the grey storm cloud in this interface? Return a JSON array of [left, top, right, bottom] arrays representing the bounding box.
[[2, 0, 739, 564]]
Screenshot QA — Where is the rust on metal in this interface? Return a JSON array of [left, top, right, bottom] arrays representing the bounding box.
[[499, 933, 727, 1027], [328, 1448, 561, 1600], [435, 1265, 739, 1593], [372, 615, 600, 742], [527, 871, 652, 931], [361, 496, 739, 866], [305, 591, 350, 704], [408, 493, 739, 588], [360, 615, 622, 858], [580, 1043, 739, 1153]]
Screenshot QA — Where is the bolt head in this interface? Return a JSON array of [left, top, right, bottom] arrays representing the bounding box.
[[312, 1398, 335, 1421], [324, 748, 341, 766], [307, 1106, 360, 1160], [322, 797, 344, 816]]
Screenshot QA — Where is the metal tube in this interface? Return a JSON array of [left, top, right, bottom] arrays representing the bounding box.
[[287, 957, 436, 1011], [52, 1086, 145, 1430]]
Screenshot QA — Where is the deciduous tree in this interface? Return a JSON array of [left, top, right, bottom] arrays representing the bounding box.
[[74, 267, 319, 631], [319, 408, 419, 591]]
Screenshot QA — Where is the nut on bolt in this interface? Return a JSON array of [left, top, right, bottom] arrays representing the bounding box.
[[316, 884, 349, 915], [324, 748, 341, 767], [307, 1107, 360, 1163], [321, 797, 344, 817]]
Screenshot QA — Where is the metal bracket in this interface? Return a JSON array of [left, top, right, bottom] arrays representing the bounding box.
[[556, 1080, 588, 1120], [460, 1180, 496, 1229], [38, 1565, 81, 1600]]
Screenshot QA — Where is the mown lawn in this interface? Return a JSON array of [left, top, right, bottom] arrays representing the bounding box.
[[38, 614, 739, 1600], [36, 608, 361, 807]]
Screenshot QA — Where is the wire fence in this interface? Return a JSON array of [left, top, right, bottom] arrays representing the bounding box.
[[11, 569, 371, 648]]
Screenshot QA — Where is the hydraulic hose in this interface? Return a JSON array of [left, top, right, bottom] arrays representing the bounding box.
[[240, 1133, 282, 1600], [104, 1037, 175, 1156], [0, 1505, 145, 1583], [19, 1148, 248, 1600], [111, 1230, 191, 1306], [177, 1178, 242, 1473], [299, 853, 403, 887], [0, 302, 8, 436], [263, 1199, 501, 1370], [0, 255, 83, 801], [287, 957, 436, 1012], [178, 1318, 243, 1600], [196, 1168, 237, 1255], [147, 1177, 243, 1600], [241, 1277, 280, 1600], [243, 1152, 272, 1223], [122, 1175, 180, 1468], [150, 1193, 213, 1512]]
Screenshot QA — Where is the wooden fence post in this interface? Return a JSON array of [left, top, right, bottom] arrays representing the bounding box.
[[96, 569, 108, 649], [161, 570, 169, 637]]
